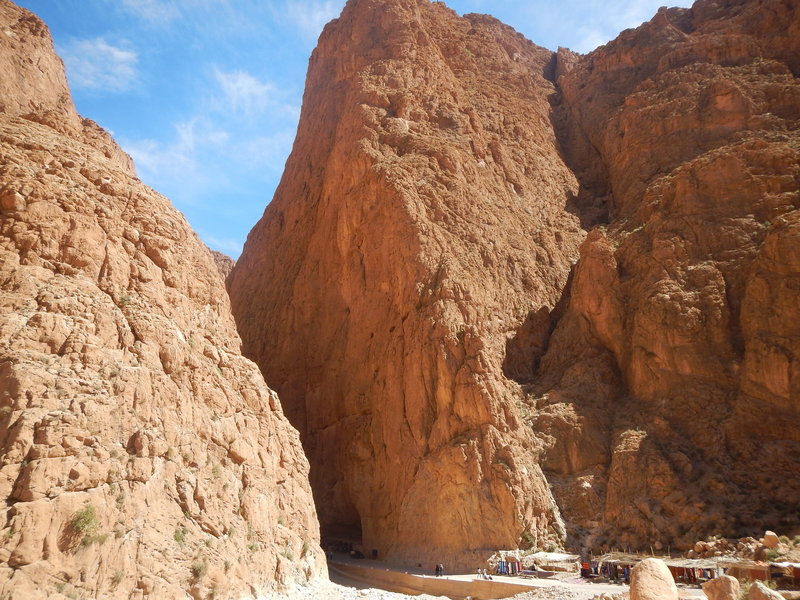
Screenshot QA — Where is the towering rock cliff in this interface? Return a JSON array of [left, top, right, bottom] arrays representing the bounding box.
[[232, 0, 799, 559], [0, 2, 324, 598], [230, 0, 592, 568], [537, 0, 800, 549]]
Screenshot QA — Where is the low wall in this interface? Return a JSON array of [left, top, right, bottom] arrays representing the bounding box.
[[329, 562, 542, 600]]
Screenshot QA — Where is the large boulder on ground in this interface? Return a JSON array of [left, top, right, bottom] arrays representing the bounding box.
[[630, 558, 678, 600], [762, 531, 779, 549], [703, 575, 740, 600], [748, 582, 783, 600]]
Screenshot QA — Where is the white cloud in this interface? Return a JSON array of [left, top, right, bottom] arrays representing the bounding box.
[[283, 0, 342, 39], [60, 38, 138, 93], [213, 68, 274, 116], [120, 0, 180, 24], [122, 117, 229, 187]]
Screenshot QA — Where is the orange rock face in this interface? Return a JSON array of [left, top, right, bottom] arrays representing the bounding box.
[[538, 0, 800, 549], [211, 250, 236, 283], [233, 0, 800, 559], [230, 0, 589, 568], [0, 1, 324, 598]]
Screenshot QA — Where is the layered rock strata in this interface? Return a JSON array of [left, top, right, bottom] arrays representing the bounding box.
[[0, 1, 324, 598], [230, 0, 598, 567]]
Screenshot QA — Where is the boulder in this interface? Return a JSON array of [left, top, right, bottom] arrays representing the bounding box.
[[703, 575, 740, 600], [748, 582, 784, 600], [762, 531, 779, 549], [630, 558, 678, 600]]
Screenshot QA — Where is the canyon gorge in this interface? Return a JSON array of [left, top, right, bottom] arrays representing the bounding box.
[[0, 0, 798, 597], [231, 0, 800, 568]]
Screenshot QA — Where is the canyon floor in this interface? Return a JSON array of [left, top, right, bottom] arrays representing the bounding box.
[[259, 556, 710, 600]]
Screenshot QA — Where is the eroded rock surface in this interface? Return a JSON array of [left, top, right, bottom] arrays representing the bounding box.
[[0, 1, 324, 597], [538, 0, 800, 549], [233, 0, 800, 563], [230, 0, 589, 568], [211, 250, 236, 283]]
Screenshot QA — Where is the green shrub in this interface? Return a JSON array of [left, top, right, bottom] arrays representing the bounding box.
[[765, 548, 779, 561], [71, 505, 100, 546], [173, 525, 187, 545], [191, 561, 207, 579]]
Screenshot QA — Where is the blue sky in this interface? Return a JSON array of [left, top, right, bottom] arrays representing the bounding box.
[[17, 0, 692, 258]]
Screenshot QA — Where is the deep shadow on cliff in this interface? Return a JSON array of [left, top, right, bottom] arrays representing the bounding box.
[[231, 0, 800, 562]]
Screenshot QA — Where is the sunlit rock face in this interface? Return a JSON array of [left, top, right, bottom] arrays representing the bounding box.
[[0, 1, 325, 597], [232, 0, 800, 563], [230, 0, 587, 568]]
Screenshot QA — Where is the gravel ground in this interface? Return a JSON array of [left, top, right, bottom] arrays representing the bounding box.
[[258, 579, 448, 600], [257, 577, 608, 600]]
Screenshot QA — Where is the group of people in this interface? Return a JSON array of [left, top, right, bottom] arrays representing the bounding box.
[[434, 563, 445, 577], [476, 568, 493, 580]]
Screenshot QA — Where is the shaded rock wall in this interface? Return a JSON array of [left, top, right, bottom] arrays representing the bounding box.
[[211, 250, 236, 283], [0, 1, 324, 598], [537, 0, 800, 549], [230, 0, 592, 568]]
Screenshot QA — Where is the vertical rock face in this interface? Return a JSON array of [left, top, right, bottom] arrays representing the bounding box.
[[230, 0, 590, 567], [234, 0, 800, 558], [210, 250, 236, 283], [0, 2, 324, 598], [539, 0, 800, 549]]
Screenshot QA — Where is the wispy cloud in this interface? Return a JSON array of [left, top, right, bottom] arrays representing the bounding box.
[[120, 0, 180, 24], [282, 0, 342, 39], [60, 38, 138, 93], [123, 117, 229, 182], [213, 68, 274, 116], [513, 0, 693, 53]]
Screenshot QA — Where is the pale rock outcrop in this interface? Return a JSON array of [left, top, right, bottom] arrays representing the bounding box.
[[762, 532, 779, 549], [210, 250, 236, 283], [630, 559, 677, 600], [0, 1, 324, 598], [702, 575, 740, 600]]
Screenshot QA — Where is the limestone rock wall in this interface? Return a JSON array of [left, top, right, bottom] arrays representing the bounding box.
[[536, 0, 800, 550], [229, 0, 591, 568], [0, 2, 324, 598]]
